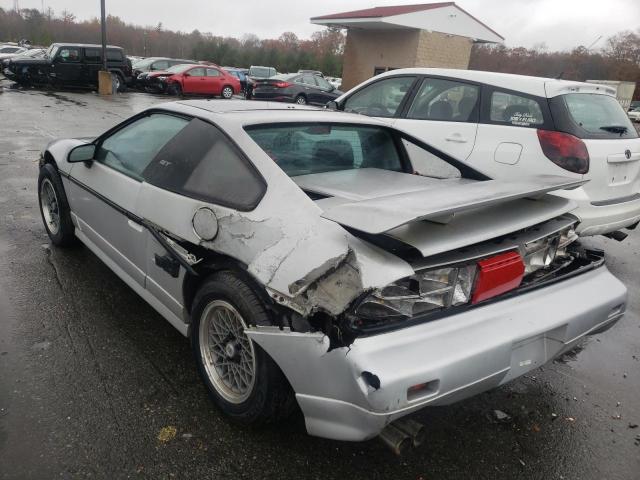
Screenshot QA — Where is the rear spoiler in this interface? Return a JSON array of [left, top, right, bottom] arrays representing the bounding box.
[[321, 175, 587, 235]]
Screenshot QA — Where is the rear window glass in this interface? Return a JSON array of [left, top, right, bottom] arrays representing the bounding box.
[[84, 48, 102, 63], [562, 93, 637, 138], [143, 118, 265, 210], [245, 124, 404, 177], [490, 92, 544, 126]]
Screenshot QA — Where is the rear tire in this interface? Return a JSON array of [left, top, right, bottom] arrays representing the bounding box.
[[191, 271, 295, 425], [38, 163, 76, 247], [221, 85, 234, 99], [294, 94, 307, 105], [111, 72, 126, 93]]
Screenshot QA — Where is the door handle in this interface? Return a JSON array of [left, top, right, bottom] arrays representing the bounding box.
[[445, 135, 468, 143]]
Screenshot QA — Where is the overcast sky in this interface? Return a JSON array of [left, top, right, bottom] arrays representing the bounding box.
[[3, 0, 638, 51]]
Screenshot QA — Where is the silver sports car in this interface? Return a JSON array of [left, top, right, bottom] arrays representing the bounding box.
[[38, 100, 627, 444]]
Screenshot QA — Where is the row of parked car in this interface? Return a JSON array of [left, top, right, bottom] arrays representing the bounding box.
[[1, 41, 348, 105]]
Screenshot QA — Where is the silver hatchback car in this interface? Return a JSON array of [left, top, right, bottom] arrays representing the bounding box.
[[38, 100, 626, 443]]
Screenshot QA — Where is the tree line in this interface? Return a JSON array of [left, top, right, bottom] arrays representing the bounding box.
[[1, 6, 639, 93], [0, 7, 345, 76]]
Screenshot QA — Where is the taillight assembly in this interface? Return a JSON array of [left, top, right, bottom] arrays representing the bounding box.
[[273, 81, 292, 88], [537, 129, 589, 174], [471, 252, 524, 304]]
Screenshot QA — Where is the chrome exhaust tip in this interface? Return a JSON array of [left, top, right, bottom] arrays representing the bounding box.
[[393, 418, 426, 447], [379, 424, 412, 455]]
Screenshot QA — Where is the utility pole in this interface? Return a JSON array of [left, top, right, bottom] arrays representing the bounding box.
[[100, 0, 108, 72]]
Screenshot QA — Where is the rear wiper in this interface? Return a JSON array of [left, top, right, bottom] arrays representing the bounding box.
[[600, 125, 628, 135]]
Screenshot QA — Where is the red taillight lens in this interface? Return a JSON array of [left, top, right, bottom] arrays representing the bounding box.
[[273, 81, 292, 88], [471, 251, 524, 304], [537, 130, 589, 174]]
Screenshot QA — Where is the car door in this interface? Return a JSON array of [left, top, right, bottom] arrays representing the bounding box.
[[82, 47, 102, 86], [393, 77, 480, 161], [182, 67, 206, 94], [314, 76, 339, 104], [300, 75, 323, 104], [52, 46, 83, 85], [66, 113, 190, 287], [342, 75, 418, 119], [205, 68, 223, 95]]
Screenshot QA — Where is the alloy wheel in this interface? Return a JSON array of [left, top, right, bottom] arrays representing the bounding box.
[[199, 300, 256, 404], [40, 178, 60, 235]]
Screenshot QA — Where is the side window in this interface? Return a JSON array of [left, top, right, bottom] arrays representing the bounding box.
[[143, 119, 265, 210], [189, 67, 206, 77], [96, 114, 189, 181], [402, 139, 461, 179], [490, 91, 544, 126], [84, 48, 102, 63], [407, 78, 479, 122], [343, 76, 415, 118], [152, 60, 169, 71], [301, 75, 318, 86], [57, 47, 80, 62], [316, 77, 332, 90], [106, 50, 123, 62], [206, 68, 221, 77]]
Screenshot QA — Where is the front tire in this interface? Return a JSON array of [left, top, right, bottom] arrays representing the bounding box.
[[168, 82, 182, 96], [294, 94, 307, 105], [191, 271, 295, 424], [38, 163, 76, 247], [221, 85, 234, 99]]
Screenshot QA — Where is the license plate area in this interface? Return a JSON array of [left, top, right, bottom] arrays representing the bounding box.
[[508, 325, 567, 378], [607, 162, 639, 186]]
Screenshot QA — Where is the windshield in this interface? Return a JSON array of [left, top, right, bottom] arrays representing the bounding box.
[[0, 46, 22, 53], [562, 93, 638, 139], [245, 123, 404, 177], [166, 64, 193, 73], [46, 45, 58, 58]]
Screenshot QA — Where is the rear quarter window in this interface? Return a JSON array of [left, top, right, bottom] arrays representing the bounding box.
[[106, 50, 123, 62], [143, 118, 266, 210]]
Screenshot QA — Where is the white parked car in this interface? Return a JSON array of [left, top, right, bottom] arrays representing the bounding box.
[[332, 69, 640, 237], [628, 108, 640, 123], [326, 76, 342, 90], [38, 101, 626, 444]]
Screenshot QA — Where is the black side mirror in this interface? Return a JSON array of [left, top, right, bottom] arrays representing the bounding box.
[[326, 100, 340, 111], [68, 144, 96, 163]]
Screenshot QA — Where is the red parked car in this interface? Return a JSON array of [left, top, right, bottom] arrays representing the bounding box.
[[148, 64, 241, 98]]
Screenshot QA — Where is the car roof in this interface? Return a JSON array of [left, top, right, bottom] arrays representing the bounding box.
[[364, 68, 616, 98], [51, 43, 123, 50], [154, 99, 392, 127]]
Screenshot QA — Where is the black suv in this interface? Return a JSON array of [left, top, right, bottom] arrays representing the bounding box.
[[3, 43, 132, 91]]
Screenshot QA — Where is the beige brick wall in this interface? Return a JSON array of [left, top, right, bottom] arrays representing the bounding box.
[[341, 29, 421, 90], [415, 31, 473, 69], [341, 29, 473, 90]]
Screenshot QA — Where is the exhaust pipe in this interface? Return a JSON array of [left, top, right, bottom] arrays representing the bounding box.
[[393, 418, 427, 447], [379, 424, 412, 455]]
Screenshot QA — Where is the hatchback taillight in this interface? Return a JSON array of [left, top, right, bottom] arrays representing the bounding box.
[[471, 251, 524, 304], [537, 130, 589, 174]]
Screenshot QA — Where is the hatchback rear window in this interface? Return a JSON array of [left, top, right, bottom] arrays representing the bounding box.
[[245, 124, 405, 177], [561, 94, 638, 139]]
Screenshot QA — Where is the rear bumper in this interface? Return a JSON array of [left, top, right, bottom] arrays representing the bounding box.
[[247, 266, 626, 441], [575, 197, 640, 236]]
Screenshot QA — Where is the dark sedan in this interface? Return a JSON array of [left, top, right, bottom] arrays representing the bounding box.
[[252, 73, 342, 106]]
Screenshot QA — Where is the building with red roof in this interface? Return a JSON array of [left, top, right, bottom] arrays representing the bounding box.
[[311, 2, 503, 89]]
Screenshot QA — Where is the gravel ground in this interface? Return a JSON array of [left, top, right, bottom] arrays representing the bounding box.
[[1, 83, 639, 480]]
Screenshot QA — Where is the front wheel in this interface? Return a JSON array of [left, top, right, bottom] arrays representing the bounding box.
[[168, 82, 182, 96], [38, 163, 76, 247], [191, 271, 295, 424], [221, 85, 234, 99], [294, 94, 307, 105]]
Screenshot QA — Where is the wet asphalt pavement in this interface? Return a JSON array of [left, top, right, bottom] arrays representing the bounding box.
[[0, 82, 639, 480]]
